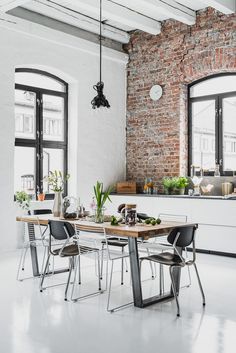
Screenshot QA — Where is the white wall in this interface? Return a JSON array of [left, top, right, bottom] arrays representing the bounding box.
[[0, 23, 128, 252]]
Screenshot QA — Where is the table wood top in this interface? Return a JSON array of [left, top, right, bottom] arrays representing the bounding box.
[[16, 214, 196, 239]]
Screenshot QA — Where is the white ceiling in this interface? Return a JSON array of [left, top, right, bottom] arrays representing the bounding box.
[[0, 0, 235, 43]]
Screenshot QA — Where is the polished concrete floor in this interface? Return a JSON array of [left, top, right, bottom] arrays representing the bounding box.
[[0, 249, 236, 353]]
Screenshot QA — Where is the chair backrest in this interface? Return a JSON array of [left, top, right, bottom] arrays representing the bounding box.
[[158, 213, 188, 223], [74, 224, 104, 247], [32, 209, 52, 215], [49, 220, 75, 241], [167, 225, 197, 248]]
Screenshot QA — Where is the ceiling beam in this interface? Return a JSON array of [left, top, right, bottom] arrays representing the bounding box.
[[57, 0, 161, 35], [23, 0, 130, 43], [0, 0, 30, 13], [198, 0, 236, 14], [113, 0, 196, 25]]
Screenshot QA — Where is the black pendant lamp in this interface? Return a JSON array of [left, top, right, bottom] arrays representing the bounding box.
[[91, 0, 110, 109]]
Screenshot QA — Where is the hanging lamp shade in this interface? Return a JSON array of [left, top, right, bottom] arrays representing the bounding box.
[[91, 0, 110, 109]]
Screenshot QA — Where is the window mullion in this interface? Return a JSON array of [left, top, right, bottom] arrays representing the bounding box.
[[36, 92, 42, 194], [218, 96, 223, 174]]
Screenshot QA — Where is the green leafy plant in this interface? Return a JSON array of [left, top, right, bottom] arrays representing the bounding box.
[[44, 170, 70, 192], [93, 181, 113, 223], [176, 176, 189, 189], [15, 191, 30, 210], [93, 181, 113, 209], [162, 177, 178, 193]]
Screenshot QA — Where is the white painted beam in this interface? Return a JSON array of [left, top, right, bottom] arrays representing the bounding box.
[[0, 12, 129, 63], [23, 0, 130, 43], [57, 0, 161, 35], [0, 0, 30, 13], [198, 0, 236, 14], [114, 0, 196, 25]]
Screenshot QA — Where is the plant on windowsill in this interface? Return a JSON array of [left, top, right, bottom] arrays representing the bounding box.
[[44, 170, 70, 217], [93, 181, 113, 223], [176, 177, 189, 195]]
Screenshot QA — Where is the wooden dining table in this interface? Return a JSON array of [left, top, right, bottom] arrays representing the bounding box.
[[17, 214, 197, 308]]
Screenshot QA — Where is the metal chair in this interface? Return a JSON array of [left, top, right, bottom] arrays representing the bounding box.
[[140, 225, 206, 317], [104, 229, 133, 313], [16, 209, 52, 281], [138, 213, 191, 292], [40, 220, 101, 301]]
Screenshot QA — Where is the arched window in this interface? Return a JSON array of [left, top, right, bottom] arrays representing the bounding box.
[[188, 73, 236, 175], [14, 68, 68, 197]]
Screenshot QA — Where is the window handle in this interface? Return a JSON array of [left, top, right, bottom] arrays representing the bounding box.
[[36, 130, 40, 138], [219, 158, 223, 166]]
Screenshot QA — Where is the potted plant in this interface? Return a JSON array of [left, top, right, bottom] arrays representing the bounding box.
[[44, 170, 70, 216], [93, 181, 113, 223], [15, 191, 31, 214], [176, 176, 189, 195], [162, 177, 178, 195]]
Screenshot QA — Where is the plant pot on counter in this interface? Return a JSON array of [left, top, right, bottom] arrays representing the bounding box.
[[178, 188, 185, 195]]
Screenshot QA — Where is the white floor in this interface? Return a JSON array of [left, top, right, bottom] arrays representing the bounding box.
[[0, 249, 236, 353]]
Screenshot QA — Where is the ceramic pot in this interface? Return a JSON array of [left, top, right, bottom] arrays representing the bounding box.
[[53, 191, 63, 217]]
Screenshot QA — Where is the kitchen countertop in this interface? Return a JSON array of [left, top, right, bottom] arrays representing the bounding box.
[[111, 193, 236, 200]]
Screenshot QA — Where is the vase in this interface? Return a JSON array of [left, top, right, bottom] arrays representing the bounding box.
[[94, 206, 105, 223], [179, 188, 185, 195], [53, 191, 63, 217]]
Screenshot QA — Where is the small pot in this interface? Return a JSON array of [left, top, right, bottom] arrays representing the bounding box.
[[37, 193, 45, 201], [178, 188, 185, 195]]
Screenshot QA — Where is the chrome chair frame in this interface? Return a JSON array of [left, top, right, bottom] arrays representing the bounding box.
[[140, 225, 205, 317]]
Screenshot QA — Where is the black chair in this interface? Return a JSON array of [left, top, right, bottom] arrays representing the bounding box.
[[140, 225, 205, 317], [40, 220, 101, 301]]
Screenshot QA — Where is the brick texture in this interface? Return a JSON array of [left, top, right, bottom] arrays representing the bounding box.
[[124, 8, 236, 191]]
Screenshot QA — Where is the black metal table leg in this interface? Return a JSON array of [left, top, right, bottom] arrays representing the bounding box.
[[128, 238, 183, 308], [128, 237, 143, 307]]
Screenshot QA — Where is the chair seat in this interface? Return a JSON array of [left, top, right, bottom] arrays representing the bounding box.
[[52, 244, 99, 257], [141, 252, 185, 266], [102, 237, 128, 247]]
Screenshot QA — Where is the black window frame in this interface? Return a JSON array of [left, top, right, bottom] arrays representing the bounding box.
[[188, 73, 236, 176], [15, 68, 68, 199]]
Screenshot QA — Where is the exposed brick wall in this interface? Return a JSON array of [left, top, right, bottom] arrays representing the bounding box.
[[124, 8, 236, 191]]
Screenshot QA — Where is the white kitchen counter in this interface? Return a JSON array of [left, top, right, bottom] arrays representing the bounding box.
[[107, 194, 236, 256]]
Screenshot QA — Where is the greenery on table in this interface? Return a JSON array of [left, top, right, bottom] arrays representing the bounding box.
[[93, 181, 113, 223], [44, 170, 70, 192], [15, 191, 31, 210]]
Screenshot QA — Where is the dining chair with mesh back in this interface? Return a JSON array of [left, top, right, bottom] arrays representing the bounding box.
[[103, 229, 133, 313], [70, 225, 105, 301], [40, 220, 102, 301], [16, 209, 52, 281], [140, 225, 205, 317]]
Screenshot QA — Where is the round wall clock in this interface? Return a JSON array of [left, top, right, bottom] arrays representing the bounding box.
[[149, 84, 163, 101]]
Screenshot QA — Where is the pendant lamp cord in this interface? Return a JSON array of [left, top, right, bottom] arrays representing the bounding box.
[[99, 0, 102, 83]]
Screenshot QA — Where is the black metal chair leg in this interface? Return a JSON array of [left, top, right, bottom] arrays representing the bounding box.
[[121, 247, 124, 285], [40, 254, 50, 292], [65, 258, 73, 301], [193, 263, 206, 306], [169, 266, 180, 317]]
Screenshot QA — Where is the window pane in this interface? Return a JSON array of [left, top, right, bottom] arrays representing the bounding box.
[[15, 90, 36, 139], [192, 100, 215, 170], [43, 148, 64, 193], [190, 75, 236, 98], [15, 72, 65, 92], [43, 95, 64, 141], [222, 96, 236, 171], [14, 147, 35, 194]]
